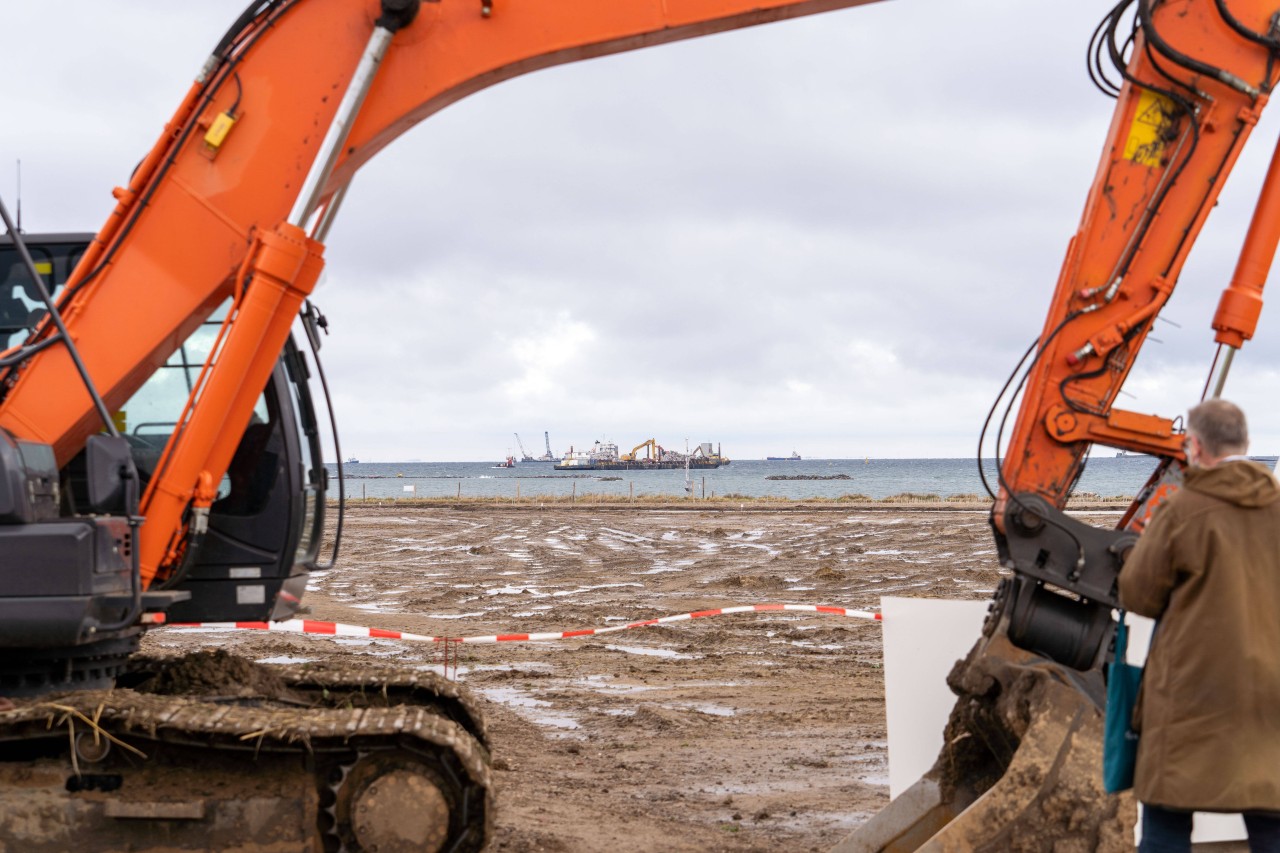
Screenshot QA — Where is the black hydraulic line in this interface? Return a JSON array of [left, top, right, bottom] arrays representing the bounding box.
[[984, 311, 1092, 573], [155, 519, 206, 591], [228, 72, 244, 115], [1138, 0, 1260, 96], [1058, 326, 1144, 417], [1144, 36, 1204, 97], [45, 0, 300, 317], [302, 303, 345, 571], [978, 335, 1040, 499], [0, 195, 119, 437], [993, 311, 1082, 501], [1213, 0, 1280, 51], [211, 0, 283, 61], [1089, 0, 1135, 97], [0, 334, 61, 368]]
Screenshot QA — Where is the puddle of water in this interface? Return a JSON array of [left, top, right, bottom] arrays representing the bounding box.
[[729, 542, 780, 556], [470, 662, 556, 673], [257, 655, 316, 665], [486, 586, 550, 598], [598, 527, 652, 543], [478, 687, 549, 707], [575, 675, 660, 694], [603, 644, 697, 660], [638, 564, 682, 575], [551, 582, 644, 598], [477, 686, 581, 730], [665, 702, 736, 717]]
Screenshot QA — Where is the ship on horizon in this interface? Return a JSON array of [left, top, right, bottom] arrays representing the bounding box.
[[555, 439, 729, 471], [766, 451, 801, 461]]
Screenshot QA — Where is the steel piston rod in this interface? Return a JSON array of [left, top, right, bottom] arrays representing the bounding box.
[[287, 4, 413, 229]]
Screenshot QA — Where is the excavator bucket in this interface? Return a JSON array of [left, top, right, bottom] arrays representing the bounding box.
[[832, 629, 1136, 852]]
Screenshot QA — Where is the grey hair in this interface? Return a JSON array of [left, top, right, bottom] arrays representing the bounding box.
[[1187, 399, 1249, 457]]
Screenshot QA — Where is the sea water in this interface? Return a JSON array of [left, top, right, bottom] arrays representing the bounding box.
[[323, 455, 1247, 501]]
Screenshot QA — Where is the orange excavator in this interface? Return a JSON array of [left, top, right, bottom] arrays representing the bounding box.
[[1, 0, 1277, 849]]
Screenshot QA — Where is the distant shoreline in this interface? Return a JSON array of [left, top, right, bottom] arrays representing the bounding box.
[[326, 493, 1134, 511]]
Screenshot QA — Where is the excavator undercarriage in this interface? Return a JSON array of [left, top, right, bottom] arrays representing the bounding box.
[[0, 653, 493, 852]]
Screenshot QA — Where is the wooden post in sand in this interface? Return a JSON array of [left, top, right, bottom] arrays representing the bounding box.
[[456, 481, 461, 499], [702, 477, 706, 499], [517, 480, 521, 500], [572, 482, 576, 502], [630, 482, 634, 502]]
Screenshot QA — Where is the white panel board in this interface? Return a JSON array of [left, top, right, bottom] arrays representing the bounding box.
[[881, 596, 986, 798]]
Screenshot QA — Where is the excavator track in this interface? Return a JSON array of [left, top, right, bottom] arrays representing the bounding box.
[[0, 651, 493, 852]]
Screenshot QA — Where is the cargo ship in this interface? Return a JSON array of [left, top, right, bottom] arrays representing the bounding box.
[[767, 451, 801, 461], [554, 439, 729, 471]]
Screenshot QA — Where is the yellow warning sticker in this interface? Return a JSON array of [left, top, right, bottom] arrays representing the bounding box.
[[1123, 89, 1178, 167], [34, 261, 52, 275]]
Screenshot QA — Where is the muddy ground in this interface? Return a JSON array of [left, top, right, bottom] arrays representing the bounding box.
[[146, 502, 1123, 852]]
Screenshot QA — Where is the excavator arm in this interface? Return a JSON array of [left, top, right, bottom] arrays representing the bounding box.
[[993, 0, 1280, 672]]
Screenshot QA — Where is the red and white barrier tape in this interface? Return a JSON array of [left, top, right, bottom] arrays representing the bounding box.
[[168, 603, 880, 645]]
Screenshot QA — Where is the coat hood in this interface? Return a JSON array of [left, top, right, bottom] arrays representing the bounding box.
[[1183, 460, 1280, 508]]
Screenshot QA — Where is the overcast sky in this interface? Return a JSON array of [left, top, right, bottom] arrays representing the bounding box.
[[4, 1, 1280, 461]]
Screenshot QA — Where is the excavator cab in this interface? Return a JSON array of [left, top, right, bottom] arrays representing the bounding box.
[[100, 299, 329, 625], [0, 232, 329, 693]]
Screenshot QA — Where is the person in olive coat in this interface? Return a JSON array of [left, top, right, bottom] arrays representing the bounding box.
[[1118, 399, 1280, 852]]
